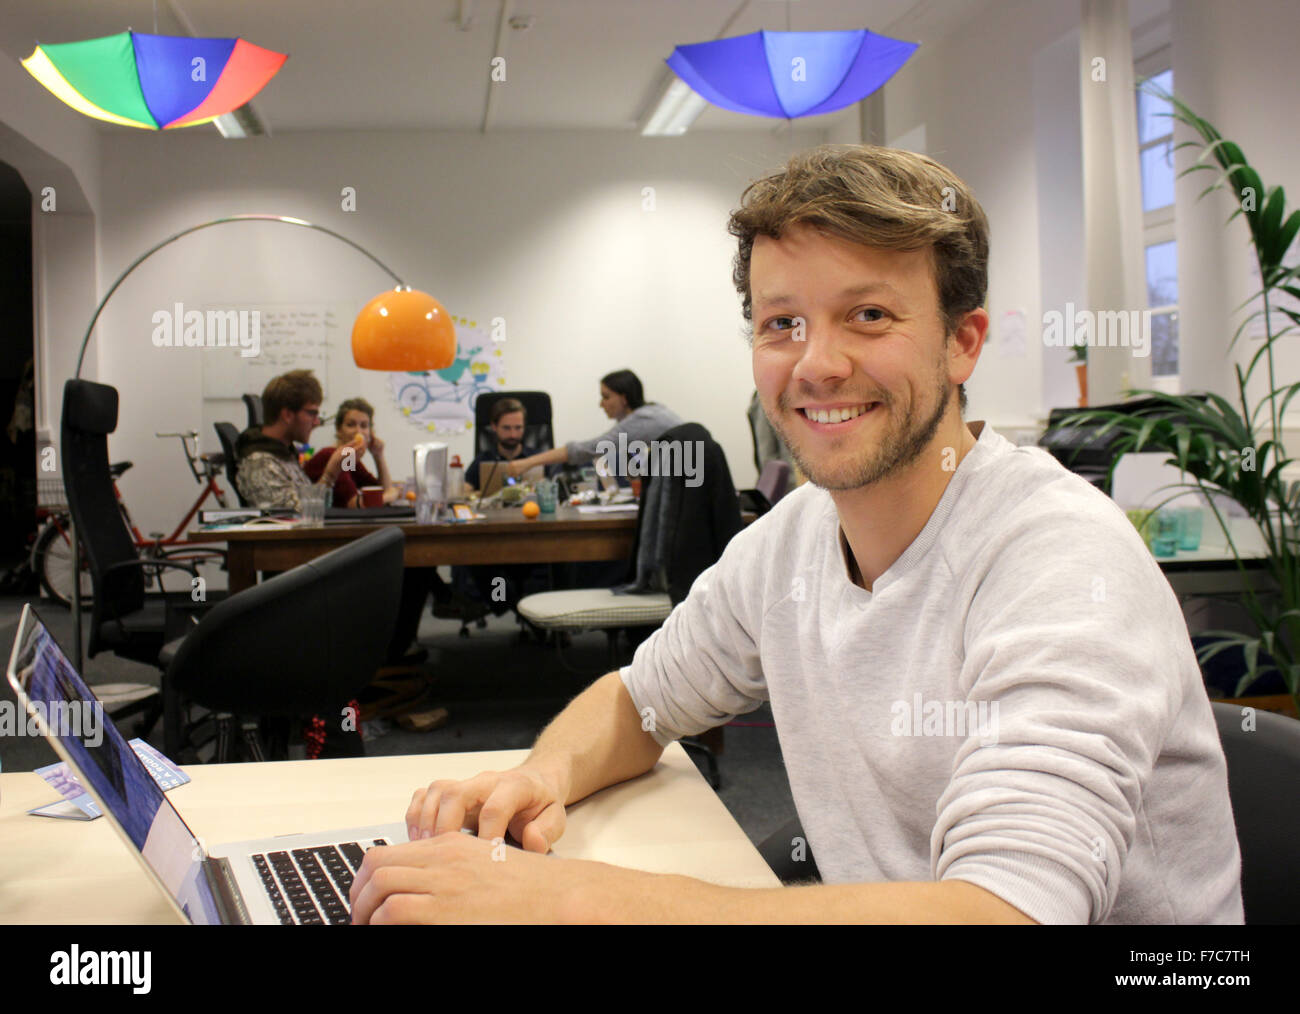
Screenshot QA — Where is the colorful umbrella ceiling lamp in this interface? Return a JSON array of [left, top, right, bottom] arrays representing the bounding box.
[[22, 31, 286, 129], [665, 29, 919, 121]]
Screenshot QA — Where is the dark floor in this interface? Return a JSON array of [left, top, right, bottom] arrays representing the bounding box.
[[0, 589, 799, 851]]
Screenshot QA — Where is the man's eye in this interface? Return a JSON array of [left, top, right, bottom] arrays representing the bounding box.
[[857, 308, 887, 323], [768, 316, 798, 331]]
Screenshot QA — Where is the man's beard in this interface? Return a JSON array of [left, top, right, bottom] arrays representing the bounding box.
[[498, 437, 522, 452], [770, 367, 953, 492]]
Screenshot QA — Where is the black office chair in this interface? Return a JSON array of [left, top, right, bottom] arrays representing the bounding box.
[[1039, 394, 1211, 495], [214, 421, 249, 506], [242, 393, 263, 429], [159, 527, 405, 763], [759, 815, 821, 884], [62, 380, 206, 668], [474, 391, 553, 459], [1211, 701, 1300, 924], [518, 422, 742, 787], [61, 380, 213, 739]]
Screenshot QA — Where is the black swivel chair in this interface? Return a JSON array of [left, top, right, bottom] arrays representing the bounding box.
[[61, 380, 210, 738], [758, 704, 1300, 909], [214, 422, 249, 506], [1211, 701, 1300, 923], [474, 391, 553, 460], [62, 380, 205, 668], [159, 527, 405, 762], [242, 393, 263, 429]]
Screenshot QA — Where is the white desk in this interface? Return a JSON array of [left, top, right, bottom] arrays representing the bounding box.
[[0, 744, 779, 924]]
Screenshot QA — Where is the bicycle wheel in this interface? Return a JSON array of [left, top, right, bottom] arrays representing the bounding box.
[[33, 520, 94, 609], [398, 383, 431, 414]]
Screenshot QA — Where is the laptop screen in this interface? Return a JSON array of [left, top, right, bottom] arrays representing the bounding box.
[[7, 606, 223, 924]]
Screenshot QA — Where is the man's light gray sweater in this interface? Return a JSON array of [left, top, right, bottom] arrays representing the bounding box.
[[621, 422, 1243, 924]]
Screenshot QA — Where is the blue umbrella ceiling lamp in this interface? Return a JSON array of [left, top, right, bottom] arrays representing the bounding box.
[[665, 29, 919, 121]]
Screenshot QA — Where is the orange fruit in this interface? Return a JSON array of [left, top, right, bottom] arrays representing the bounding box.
[[521, 500, 540, 519], [405, 490, 417, 501], [352, 434, 366, 448]]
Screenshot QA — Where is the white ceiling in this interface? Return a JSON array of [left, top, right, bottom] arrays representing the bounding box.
[[1, 0, 1000, 133]]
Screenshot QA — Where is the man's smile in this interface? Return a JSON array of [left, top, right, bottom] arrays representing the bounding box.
[[796, 402, 882, 429]]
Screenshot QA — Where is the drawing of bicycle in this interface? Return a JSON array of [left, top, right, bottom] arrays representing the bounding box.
[[397, 347, 495, 414]]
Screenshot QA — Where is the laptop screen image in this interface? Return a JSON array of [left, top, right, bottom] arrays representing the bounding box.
[[7, 606, 222, 924]]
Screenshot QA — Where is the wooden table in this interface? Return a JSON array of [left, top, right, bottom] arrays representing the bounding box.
[[188, 505, 639, 593], [0, 744, 779, 923]]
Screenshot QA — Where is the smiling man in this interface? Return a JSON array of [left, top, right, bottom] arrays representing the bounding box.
[[351, 144, 1243, 925]]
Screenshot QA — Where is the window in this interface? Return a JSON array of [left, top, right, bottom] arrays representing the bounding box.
[[1135, 57, 1178, 379]]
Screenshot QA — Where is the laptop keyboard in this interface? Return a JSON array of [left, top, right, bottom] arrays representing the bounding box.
[[252, 839, 390, 925]]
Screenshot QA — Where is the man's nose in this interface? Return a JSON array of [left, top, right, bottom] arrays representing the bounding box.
[[790, 322, 854, 387]]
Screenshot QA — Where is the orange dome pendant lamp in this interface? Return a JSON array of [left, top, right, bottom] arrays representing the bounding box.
[[352, 286, 456, 371], [73, 214, 456, 378]]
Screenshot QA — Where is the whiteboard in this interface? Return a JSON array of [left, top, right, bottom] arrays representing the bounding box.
[[201, 302, 355, 405]]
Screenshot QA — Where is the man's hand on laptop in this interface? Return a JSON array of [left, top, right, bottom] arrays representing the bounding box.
[[404, 765, 567, 853], [348, 832, 608, 924]]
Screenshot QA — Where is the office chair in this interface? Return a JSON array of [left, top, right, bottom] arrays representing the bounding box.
[[242, 393, 264, 429], [159, 527, 405, 763], [214, 422, 249, 507], [473, 391, 553, 460], [1039, 394, 1211, 495], [61, 380, 212, 739], [518, 422, 742, 787], [759, 815, 821, 884], [739, 459, 791, 516], [1210, 701, 1300, 924]]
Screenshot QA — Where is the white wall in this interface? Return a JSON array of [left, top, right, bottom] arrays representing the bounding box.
[[879, 0, 1300, 445], [0, 49, 103, 444], [94, 126, 823, 542], [881, 0, 1082, 432]]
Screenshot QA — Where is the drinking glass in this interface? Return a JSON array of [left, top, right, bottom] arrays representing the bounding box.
[[1176, 506, 1204, 551], [536, 478, 558, 513], [298, 485, 329, 527]]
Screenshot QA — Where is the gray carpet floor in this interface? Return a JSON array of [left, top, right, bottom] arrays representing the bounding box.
[[0, 592, 798, 851]]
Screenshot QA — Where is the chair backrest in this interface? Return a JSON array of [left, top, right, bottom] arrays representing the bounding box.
[[633, 421, 742, 605], [474, 391, 553, 459], [213, 422, 248, 506], [166, 527, 405, 716], [1210, 702, 1300, 924], [755, 460, 791, 507], [60, 380, 145, 650], [242, 393, 263, 429]]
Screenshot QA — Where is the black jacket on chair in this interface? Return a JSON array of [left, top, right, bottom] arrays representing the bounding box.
[[623, 422, 742, 605]]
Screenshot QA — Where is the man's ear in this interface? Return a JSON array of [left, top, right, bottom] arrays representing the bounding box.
[[948, 307, 989, 387]]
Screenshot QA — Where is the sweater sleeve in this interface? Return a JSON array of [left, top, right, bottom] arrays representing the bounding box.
[[932, 497, 1190, 924], [619, 523, 768, 746]]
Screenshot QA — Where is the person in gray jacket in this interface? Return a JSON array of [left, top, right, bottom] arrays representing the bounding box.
[[501, 369, 682, 480]]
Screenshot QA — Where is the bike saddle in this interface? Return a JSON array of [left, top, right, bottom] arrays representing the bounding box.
[[109, 461, 133, 478], [202, 451, 226, 467]]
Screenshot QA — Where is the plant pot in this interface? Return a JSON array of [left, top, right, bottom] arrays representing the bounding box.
[[1075, 363, 1088, 407]]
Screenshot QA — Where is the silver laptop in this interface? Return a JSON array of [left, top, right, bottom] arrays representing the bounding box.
[[5, 604, 408, 925]]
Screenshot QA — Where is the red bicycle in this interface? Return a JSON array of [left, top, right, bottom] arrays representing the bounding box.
[[33, 430, 230, 607]]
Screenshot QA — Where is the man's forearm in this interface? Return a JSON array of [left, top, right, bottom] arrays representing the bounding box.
[[526, 671, 663, 805], [574, 869, 1038, 924]]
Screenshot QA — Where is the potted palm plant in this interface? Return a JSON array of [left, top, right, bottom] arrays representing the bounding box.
[[1050, 82, 1300, 717]]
